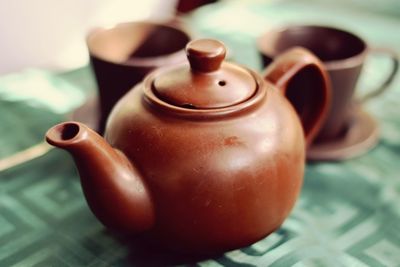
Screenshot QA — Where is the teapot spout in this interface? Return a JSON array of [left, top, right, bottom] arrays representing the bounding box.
[[46, 122, 155, 233]]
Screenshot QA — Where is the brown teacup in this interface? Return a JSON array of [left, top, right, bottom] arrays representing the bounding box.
[[258, 25, 399, 143], [87, 20, 191, 132]]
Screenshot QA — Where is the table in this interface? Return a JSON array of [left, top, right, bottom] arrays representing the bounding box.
[[1, 1, 400, 266]]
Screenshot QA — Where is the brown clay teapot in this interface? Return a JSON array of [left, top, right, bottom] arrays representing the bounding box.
[[46, 39, 330, 254]]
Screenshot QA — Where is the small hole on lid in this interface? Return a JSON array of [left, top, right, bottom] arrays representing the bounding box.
[[218, 80, 226, 86]]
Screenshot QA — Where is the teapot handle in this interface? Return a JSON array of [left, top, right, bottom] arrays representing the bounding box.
[[262, 47, 331, 146]]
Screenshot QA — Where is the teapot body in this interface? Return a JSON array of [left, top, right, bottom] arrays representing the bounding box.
[[46, 39, 329, 255], [105, 77, 305, 253]]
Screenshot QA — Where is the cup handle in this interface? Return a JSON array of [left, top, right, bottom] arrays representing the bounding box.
[[358, 47, 399, 104], [263, 47, 331, 146]]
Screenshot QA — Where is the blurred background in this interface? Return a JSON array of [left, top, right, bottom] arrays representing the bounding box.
[[0, 0, 398, 74], [0, 0, 179, 74]]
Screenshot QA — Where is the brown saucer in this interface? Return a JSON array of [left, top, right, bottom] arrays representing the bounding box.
[[307, 107, 379, 161], [69, 96, 100, 131]]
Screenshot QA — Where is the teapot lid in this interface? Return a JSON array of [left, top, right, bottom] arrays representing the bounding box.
[[151, 39, 256, 109]]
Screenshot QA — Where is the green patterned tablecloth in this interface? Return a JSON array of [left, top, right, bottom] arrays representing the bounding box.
[[1, 1, 400, 266]]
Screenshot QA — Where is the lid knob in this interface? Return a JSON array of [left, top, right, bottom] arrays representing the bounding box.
[[186, 39, 226, 72], [151, 38, 256, 109]]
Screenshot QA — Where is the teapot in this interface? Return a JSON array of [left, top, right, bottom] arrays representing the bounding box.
[[46, 39, 330, 254]]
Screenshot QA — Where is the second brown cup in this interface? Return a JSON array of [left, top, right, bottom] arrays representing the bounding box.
[[258, 25, 398, 143], [87, 21, 191, 133]]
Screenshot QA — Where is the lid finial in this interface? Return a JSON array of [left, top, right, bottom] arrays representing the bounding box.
[[151, 38, 256, 109], [186, 39, 226, 72]]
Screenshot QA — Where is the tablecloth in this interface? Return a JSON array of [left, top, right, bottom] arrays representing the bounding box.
[[1, 1, 400, 266]]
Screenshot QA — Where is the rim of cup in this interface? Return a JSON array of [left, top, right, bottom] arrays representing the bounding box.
[[86, 21, 191, 67], [257, 24, 368, 70]]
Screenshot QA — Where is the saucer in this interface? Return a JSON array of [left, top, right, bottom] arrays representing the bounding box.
[[69, 96, 100, 131], [307, 107, 379, 161]]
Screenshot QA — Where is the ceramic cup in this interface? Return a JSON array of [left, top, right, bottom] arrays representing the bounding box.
[[86, 20, 191, 132], [257, 25, 399, 142]]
